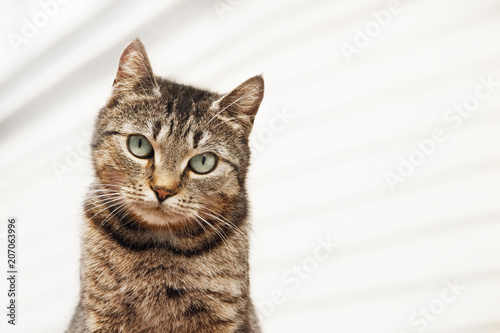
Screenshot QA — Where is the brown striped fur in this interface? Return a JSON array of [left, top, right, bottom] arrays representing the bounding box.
[[67, 39, 264, 333]]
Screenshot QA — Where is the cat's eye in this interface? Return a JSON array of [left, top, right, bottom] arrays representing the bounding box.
[[127, 135, 153, 158], [189, 153, 217, 174]]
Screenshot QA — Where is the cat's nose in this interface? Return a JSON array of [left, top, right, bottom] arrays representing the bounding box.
[[150, 186, 175, 203]]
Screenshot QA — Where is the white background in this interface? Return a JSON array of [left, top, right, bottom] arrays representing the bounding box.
[[1, 0, 500, 332]]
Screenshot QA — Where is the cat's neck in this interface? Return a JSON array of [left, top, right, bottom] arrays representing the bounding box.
[[78, 204, 254, 332], [83, 190, 250, 255], [81, 208, 250, 276]]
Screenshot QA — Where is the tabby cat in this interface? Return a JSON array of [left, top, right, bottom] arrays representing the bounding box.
[[66, 39, 264, 333]]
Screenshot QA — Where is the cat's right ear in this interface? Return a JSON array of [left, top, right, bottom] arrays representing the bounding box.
[[112, 39, 159, 96]]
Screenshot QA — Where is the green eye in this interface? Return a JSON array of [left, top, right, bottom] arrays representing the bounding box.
[[189, 153, 217, 174], [127, 135, 153, 158]]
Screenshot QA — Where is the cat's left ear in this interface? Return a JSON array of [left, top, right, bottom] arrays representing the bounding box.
[[112, 39, 159, 96], [214, 75, 264, 135]]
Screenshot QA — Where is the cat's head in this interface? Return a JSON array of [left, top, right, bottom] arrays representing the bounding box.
[[90, 39, 264, 232]]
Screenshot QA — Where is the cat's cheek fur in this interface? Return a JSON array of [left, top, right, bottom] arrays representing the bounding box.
[[212, 172, 241, 199]]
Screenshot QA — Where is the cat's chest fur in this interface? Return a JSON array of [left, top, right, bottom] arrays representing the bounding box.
[[79, 221, 250, 333]]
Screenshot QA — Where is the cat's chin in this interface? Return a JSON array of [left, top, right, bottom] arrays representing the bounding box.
[[130, 203, 190, 229]]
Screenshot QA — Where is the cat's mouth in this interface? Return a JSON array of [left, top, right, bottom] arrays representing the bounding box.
[[128, 200, 192, 228]]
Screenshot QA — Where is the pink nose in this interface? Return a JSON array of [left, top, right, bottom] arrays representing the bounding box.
[[150, 186, 175, 203]]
